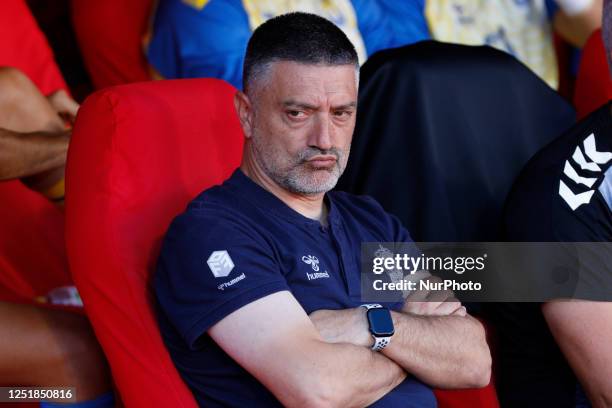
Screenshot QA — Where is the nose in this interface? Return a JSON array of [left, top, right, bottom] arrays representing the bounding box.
[[308, 113, 333, 151]]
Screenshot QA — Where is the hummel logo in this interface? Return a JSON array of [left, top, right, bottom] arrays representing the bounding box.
[[207, 250, 235, 278], [301, 255, 320, 271], [560, 134, 611, 211]]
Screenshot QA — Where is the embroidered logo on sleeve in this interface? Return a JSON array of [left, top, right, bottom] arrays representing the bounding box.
[[207, 250, 235, 278], [559, 133, 612, 211]]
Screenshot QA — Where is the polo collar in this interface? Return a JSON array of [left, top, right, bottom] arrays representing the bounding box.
[[227, 169, 340, 227]]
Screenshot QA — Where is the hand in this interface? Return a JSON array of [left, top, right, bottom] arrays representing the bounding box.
[[402, 275, 466, 317], [309, 307, 373, 348], [47, 90, 79, 125]]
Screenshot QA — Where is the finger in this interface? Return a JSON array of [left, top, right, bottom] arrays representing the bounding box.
[[403, 272, 437, 302], [404, 288, 430, 302], [432, 301, 464, 316], [57, 97, 79, 119], [423, 288, 454, 303], [451, 306, 467, 317], [49, 90, 80, 118], [404, 300, 446, 316]]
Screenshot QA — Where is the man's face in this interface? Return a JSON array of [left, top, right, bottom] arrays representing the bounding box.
[[246, 61, 358, 195]]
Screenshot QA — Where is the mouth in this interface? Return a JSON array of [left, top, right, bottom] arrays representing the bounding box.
[[306, 155, 337, 167]]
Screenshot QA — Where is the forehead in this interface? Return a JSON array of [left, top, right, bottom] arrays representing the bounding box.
[[264, 61, 357, 103]]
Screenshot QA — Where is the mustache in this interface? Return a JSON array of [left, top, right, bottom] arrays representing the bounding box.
[[297, 147, 342, 162]]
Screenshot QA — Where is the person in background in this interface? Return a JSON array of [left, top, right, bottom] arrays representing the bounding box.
[[145, 0, 429, 89], [426, 0, 603, 89], [0, 66, 115, 407], [146, 0, 601, 90], [492, 3, 612, 406]]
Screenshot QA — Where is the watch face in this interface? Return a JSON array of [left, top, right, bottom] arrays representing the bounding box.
[[367, 308, 394, 337]]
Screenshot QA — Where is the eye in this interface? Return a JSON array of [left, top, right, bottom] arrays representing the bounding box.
[[286, 110, 306, 119], [333, 110, 353, 120]]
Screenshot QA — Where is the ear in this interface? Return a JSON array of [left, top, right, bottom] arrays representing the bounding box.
[[234, 91, 254, 139]]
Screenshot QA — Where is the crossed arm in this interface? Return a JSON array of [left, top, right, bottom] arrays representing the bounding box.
[[209, 291, 406, 408], [209, 287, 491, 408]]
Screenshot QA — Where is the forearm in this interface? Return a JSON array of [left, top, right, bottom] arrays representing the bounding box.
[[383, 311, 491, 389], [0, 128, 69, 180], [543, 301, 612, 408], [296, 340, 407, 408]]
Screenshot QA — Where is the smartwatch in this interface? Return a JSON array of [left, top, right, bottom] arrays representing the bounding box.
[[361, 304, 394, 351]]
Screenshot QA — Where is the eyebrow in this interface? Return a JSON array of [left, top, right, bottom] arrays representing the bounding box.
[[281, 100, 357, 110]]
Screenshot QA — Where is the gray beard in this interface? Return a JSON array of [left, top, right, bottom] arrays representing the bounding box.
[[251, 133, 348, 195]]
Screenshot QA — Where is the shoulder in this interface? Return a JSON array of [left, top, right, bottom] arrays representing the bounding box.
[[505, 103, 612, 241], [163, 183, 263, 247]]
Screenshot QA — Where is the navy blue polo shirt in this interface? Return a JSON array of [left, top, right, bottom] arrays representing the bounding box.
[[155, 169, 436, 407]]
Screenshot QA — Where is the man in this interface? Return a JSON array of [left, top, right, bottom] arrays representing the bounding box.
[[493, 3, 612, 406], [155, 12, 491, 407]]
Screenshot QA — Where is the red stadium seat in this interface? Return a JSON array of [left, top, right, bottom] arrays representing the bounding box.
[[574, 29, 612, 119], [0, 0, 71, 303], [71, 0, 153, 89], [65, 78, 243, 407]]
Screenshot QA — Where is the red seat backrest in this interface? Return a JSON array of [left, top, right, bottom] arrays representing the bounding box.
[[71, 0, 153, 89], [65, 78, 243, 407], [574, 29, 612, 119]]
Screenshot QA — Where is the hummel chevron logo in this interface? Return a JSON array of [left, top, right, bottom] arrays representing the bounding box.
[[584, 134, 612, 164], [559, 180, 596, 211], [207, 250, 235, 278], [572, 143, 600, 172], [559, 134, 611, 211], [563, 161, 597, 188]]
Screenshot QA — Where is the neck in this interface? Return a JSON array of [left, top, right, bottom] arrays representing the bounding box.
[[240, 153, 328, 224]]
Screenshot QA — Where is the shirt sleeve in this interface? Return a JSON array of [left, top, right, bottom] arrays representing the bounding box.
[[146, 0, 251, 89], [155, 209, 290, 349], [552, 189, 612, 299]]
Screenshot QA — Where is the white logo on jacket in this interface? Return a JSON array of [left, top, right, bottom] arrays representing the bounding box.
[[207, 250, 235, 278], [559, 133, 612, 211], [301, 255, 320, 271], [302, 255, 330, 281]]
